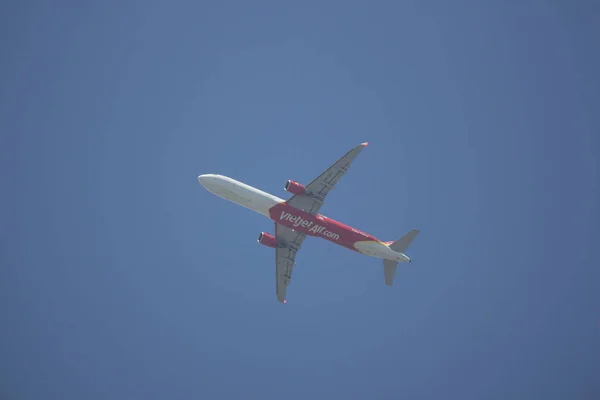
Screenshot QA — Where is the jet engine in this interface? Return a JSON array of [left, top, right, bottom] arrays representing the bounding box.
[[284, 180, 306, 195], [257, 232, 278, 248]]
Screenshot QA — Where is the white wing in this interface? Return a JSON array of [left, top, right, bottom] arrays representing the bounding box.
[[286, 142, 368, 215], [274, 223, 307, 303]]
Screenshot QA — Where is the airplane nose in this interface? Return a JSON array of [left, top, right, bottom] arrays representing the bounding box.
[[197, 174, 213, 185]]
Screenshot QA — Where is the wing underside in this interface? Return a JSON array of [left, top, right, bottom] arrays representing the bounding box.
[[286, 142, 368, 215], [275, 223, 306, 303], [273, 142, 368, 302]]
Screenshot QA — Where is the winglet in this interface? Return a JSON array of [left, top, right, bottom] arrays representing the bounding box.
[[360, 142, 369, 147]]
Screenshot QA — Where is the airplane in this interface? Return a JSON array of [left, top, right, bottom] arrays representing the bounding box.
[[197, 142, 419, 303]]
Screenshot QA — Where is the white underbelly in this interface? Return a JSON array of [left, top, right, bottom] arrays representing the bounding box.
[[354, 241, 410, 262], [199, 174, 283, 217]]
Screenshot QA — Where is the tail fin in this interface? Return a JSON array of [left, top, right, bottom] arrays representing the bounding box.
[[383, 229, 420, 286]]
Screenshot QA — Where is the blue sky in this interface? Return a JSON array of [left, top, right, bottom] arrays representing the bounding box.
[[1, 1, 599, 399]]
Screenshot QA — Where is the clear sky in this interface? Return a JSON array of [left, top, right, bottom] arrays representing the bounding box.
[[1, 1, 599, 399]]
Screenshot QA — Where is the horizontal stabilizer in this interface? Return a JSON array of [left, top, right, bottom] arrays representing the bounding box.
[[383, 260, 398, 286], [388, 229, 420, 253]]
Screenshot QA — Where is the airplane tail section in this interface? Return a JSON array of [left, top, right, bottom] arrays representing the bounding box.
[[387, 229, 420, 253], [383, 229, 420, 286], [383, 260, 398, 286]]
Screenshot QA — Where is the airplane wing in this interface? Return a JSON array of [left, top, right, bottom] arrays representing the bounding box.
[[275, 223, 307, 303], [286, 142, 369, 215]]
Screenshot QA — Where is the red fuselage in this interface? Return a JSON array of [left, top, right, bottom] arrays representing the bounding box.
[[268, 202, 380, 252]]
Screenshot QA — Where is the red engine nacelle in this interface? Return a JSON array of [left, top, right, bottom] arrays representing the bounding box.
[[285, 180, 306, 195], [257, 232, 278, 248]]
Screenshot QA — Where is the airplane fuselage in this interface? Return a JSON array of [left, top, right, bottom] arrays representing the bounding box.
[[198, 174, 411, 262]]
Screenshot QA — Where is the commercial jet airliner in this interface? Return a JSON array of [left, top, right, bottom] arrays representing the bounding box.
[[197, 142, 419, 303]]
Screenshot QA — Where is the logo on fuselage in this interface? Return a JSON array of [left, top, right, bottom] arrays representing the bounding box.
[[279, 211, 340, 240]]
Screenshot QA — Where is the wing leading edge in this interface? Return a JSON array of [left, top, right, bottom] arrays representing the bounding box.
[[286, 142, 369, 215]]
